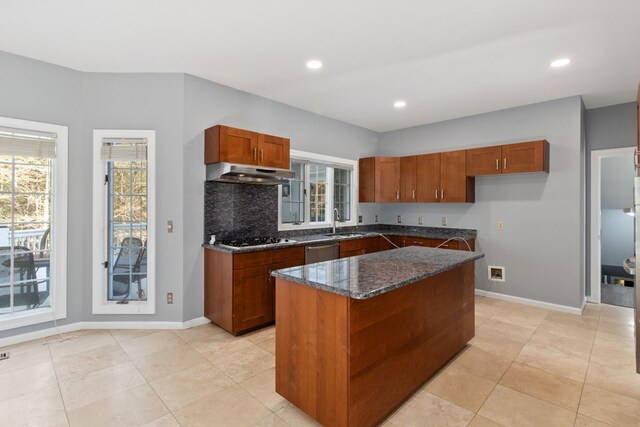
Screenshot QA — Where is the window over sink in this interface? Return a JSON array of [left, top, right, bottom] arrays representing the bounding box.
[[279, 150, 357, 230]]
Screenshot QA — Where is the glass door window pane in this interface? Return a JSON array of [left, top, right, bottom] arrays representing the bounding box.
[[0, 155, 52, 314], [107, 161, 148, 301], [282, 161, 305, 223], [309, 164, 327, 223], [334, 168, 351, 221]]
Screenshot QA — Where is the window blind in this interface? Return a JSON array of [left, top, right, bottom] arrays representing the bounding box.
[[0, 126, 57, 158], [100, 138, 147, 162]]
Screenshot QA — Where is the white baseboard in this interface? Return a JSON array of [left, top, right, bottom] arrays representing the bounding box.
[[475, 289, 583, 315], [0, 317, 211, 348]]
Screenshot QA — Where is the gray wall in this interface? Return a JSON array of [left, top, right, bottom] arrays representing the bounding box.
[[585, 102, 637, 295], [376, 96, 585, 308]]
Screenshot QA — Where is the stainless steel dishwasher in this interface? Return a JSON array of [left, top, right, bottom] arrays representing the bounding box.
[[305, 242, 340, 264]]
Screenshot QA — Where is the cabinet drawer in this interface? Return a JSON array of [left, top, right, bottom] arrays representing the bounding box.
[[271, 246, 304, 264], [234, 250, 272, 269], [340, 237, 379, 254]]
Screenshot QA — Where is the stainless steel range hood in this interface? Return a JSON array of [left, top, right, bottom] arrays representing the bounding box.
[[206, 162, 295, 185]]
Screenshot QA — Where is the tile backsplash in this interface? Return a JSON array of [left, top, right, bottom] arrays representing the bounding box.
[[204, 181, 278, 241]]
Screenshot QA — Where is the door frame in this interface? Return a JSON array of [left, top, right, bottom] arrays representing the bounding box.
[[589, 146, 635, 304]]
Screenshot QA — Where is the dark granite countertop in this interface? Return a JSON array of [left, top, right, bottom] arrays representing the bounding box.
[[271, 246, 484, 299], [202, 225, 477, 253]]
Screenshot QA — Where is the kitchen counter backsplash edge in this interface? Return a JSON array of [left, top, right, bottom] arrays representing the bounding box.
[[202, 225, 477, 253]]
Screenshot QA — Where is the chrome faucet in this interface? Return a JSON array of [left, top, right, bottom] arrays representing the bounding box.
[[332, 208, 340, 234]]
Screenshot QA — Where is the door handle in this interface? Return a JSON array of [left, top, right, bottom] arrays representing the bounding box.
[[623, 257, 636, 275]]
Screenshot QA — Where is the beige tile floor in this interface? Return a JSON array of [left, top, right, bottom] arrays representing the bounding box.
[[0, 297, 638, 426]]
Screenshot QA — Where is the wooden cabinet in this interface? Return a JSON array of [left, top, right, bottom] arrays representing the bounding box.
[[204, 246, 304, 335], [416, 150, 474, 203], [339, 237, 380, 258], [204, 125, 290, 169], [359, 157, 400, 202], [399, 156, 417, 202], [466, 140, 549, 176]]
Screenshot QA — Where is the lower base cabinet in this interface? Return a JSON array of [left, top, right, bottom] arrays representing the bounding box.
[[204, 246, 304, 335]]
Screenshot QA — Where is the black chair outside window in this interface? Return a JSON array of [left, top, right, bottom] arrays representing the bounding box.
[[0, 246, 49, 310], [111, 237, 146, 300]]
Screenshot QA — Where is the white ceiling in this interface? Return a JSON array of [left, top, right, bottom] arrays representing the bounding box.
[[1, 0, 639, 132]]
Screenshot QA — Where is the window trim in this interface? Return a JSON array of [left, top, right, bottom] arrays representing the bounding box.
[[0, 117, 68, 332], [278, 150, 358, 231], [92, 130, 155, 315]]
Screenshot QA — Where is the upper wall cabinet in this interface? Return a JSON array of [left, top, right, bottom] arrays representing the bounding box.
[[399, 156, 417, 202], [416, 151, 474, 203], [204, 125, 290, 169], [466, 140, 549, 176], [359, 157, 400, 202]]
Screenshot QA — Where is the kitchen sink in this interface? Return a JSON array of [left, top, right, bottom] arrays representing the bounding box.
[[324, 232, 368, 238]]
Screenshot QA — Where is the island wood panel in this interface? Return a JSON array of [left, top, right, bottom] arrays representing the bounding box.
[[348, 263, 474, 427], [204, 249, 234, 332], [275, 279, 349, 427], [275, 261, 475, 427]]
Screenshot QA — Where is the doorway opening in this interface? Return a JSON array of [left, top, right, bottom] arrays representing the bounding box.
[[590, 147, 635, 307]]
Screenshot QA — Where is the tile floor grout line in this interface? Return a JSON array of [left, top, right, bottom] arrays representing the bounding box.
[[45, 336, 72, 426]]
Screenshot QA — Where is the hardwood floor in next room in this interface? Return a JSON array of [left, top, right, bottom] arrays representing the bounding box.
[[0, 297, 638, 426]]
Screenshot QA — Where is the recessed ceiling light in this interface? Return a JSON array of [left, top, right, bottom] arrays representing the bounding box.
[[550, 58, 571, 68], [306, 60, 323, 70], [393, 100, 407, 108]]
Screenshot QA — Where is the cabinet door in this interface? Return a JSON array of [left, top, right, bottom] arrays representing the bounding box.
[[441, 150, 474, 203], [502, 140, 548, 174], [359, 158, 376, 202], [234, 265, 270, 332], [259, 134, 290, 169], [399, 156, 417, 202], [213, 125, 259, 165], [416, 153, 440, 202], [466, 146, 502, 176], [375, 157, 400, 202]]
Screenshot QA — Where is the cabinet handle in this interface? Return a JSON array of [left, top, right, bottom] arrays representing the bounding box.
[[495, 158, 499, 170], [412, 190, 415, 199], [260, 149, 264, 163], [435, 189, 438, 199], [503, 158, 507, 170], [396, 190, 400, 200], [253, 148, 257, 162], [441, 189, 444, 199]]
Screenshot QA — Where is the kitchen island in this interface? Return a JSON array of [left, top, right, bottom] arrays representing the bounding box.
[[272, 246, 484, 427]]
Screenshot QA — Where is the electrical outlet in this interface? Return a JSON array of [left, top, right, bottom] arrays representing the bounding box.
[[497, 221, 504, 230], [397, 215, 402, 224], [167, 220, 174, 233], [167, 293, 174, 304], [0, 352, 9, 361], [374, 214, 378, 223], [441, 216, 447, 226], [418, 216, 423, 225], [358, 215, 363, 223]]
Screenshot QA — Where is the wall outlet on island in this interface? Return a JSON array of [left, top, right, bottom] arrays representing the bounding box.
[[397, 215, 402, 224], [418, 216, 423, 225], [441, 217, 447, 226], [374, 214, 378, 223], [358, 215, 363, 223]]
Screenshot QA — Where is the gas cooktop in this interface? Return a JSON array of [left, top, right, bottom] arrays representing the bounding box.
[[218, 236, 297, 249]]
